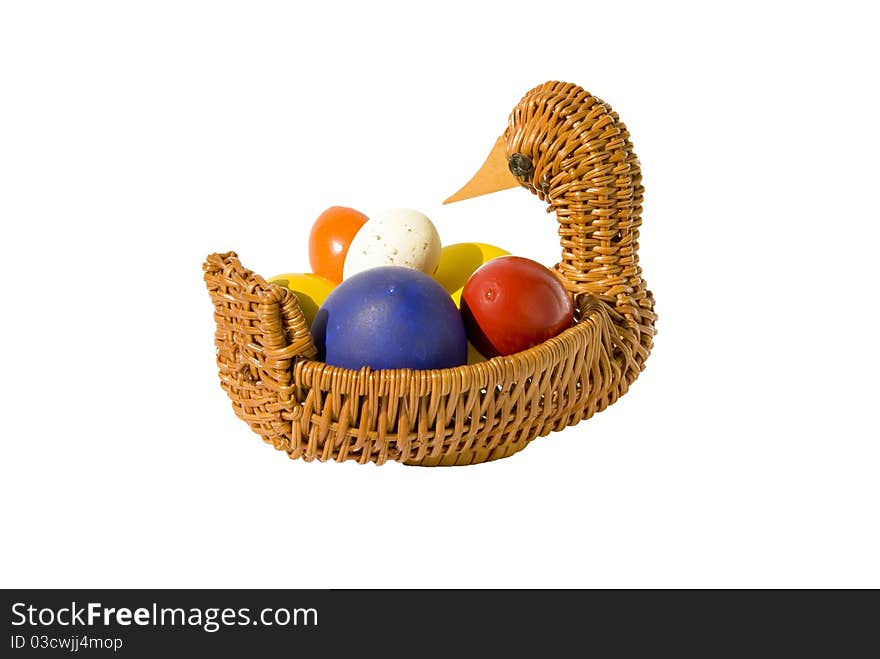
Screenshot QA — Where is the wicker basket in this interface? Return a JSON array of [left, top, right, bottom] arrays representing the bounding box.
[[203, 81, 656, 466]]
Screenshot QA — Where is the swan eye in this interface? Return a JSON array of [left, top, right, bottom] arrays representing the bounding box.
[[508, 153, 533, 178]]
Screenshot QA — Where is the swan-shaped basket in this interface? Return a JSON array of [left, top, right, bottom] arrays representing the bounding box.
[[204, 81, 656, 466]]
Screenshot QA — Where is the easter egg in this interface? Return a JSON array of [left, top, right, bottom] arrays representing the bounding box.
[[268, 273, 336, 327], [433, 242, 510, 307], [467, 342, 488, 364], [461, 256, 574, 358], [308, 206, 369, 283], [342, 208, 442, 280], [311, 266, 467, 371]]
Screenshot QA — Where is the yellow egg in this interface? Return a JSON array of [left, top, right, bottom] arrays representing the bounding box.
[[467, 341, 488, 365], [433, 242, 510, 308], [268, 273, 336, 327]]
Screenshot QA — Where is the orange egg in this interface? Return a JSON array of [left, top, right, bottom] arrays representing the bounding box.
[[308, 206, 368, 283]]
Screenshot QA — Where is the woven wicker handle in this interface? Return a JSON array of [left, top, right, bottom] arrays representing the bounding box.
[[204, 252, 316, 411]]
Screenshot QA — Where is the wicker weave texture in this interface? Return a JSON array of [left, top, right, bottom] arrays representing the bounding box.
[[204, 81, 656, 466]]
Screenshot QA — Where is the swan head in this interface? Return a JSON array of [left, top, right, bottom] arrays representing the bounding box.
[[445, 81, 590, 205]]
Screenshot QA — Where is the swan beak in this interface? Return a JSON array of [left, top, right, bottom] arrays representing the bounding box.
[[443, 136, 519, 204]]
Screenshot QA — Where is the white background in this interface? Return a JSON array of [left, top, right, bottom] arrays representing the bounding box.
[[1, 1, 878, 588]]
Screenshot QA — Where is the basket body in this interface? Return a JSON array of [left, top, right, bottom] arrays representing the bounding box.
[[204, 82, 656, 466]]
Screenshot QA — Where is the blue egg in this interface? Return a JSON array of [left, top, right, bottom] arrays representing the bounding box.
[[311, 266, 468, 370]]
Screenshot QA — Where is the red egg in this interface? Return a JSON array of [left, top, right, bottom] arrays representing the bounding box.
[[460, 256, 574, 357]]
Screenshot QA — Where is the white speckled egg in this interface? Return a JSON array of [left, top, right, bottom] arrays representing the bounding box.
[[342, 208, 442, 279]]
